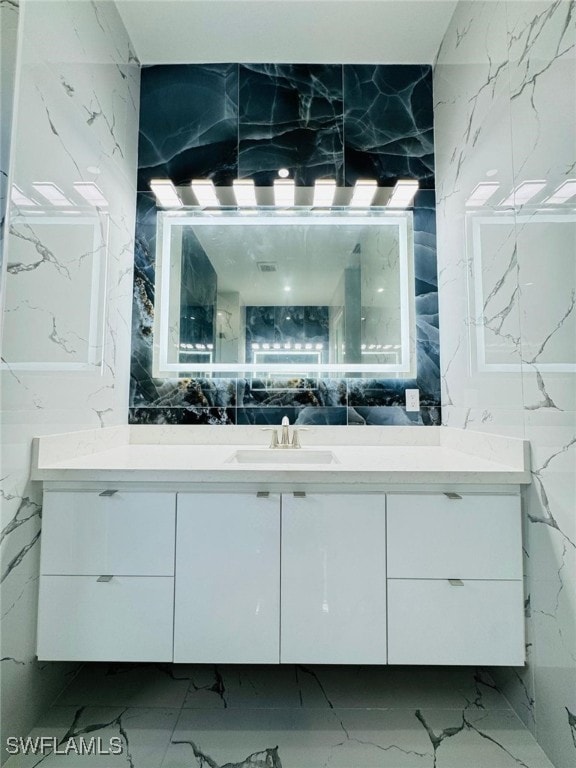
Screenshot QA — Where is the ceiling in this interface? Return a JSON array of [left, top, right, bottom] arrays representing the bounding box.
[[115, 0, 459, 65]]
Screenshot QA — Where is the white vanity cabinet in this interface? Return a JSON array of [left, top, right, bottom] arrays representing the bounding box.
[[281, 493, 387, 664], [36, 486, 525, 666], [174, 493, 280, 664], [173, 492, 387, 665], [37, 490, 176, 661], [386, 492, 525, 665]]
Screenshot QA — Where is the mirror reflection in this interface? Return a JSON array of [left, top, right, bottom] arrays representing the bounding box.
[[155, 212, 415, 377]]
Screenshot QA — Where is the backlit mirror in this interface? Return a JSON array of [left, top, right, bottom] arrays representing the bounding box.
[[154, 210, 416, 378]]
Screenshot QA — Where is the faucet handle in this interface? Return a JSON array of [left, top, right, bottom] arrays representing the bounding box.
[[281, 416, 290, 426], [291, 428, 309, 449], [261, 428, 279, 448]]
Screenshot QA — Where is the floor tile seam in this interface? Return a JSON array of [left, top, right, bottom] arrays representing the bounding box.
[[177, 704, 519, 712]]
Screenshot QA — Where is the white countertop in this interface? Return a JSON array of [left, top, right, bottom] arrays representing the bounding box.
[[32, 425, 531, 487]]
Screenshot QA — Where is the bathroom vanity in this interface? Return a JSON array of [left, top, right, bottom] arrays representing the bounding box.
[[32, 425, 530, 667]]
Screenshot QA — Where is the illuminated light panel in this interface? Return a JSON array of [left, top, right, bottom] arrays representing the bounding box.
[[74, 182, 108, 207], [150, 180, 183, 208], [465, 182, 500, 207], [313, 179, 336, 207], [387, 179, 419, 208], [273, 179, 295, 207], [32, 183, 73, 206], [191, 180, 219, 207], [500, 180, 547, 207], [11, 185, 37, 207], [543, 179, 576, 205], [350, 180, 377, 207], [233, 179, 257, 207]]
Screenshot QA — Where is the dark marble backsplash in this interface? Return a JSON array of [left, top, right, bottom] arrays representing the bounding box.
[[130, 64, 440, 426]]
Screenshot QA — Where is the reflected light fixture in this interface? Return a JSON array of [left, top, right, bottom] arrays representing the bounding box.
[[191, 179, 219, 207], [543, 179, 576, 205], [350, 180, 377, 207], [274, 179, 295, 207], [74, 182, 108, 207], [232, 179, 257, 207], [500, 180, 547, 207], [150, 180, 183, 208], [313, 179, 336, 207], [11, 185, 37, 206], [387, 180, 419, 208], [32, 182, 73, 206], [465, 182, 500, 207]]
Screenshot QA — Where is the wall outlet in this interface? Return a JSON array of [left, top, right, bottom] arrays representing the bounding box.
[[405, 388, 420, 412]]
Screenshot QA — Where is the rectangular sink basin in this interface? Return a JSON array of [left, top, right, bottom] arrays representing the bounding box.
[[228, 449, 337, 465]]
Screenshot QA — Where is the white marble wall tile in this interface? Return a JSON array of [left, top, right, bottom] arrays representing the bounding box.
[[434, 1, 524, 415], [0, 0, 19, 281], [436, 2, 575, 766], [0, 0, 139, 753]]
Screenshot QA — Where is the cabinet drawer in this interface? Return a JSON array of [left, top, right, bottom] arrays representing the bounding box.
[[37, 576, 174, 661], [40, 491, 176, 576], [387, 493, 522, 579], [387, 579, 525, 666]]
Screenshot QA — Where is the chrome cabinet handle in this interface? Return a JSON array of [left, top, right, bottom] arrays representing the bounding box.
[[444, 492, 462, 500], [99, 490, 118, 497], [256, 491, 270, 498], [448, 579, 464, 586], [293, 491, 306, 498], [97, 575, 113, 582]]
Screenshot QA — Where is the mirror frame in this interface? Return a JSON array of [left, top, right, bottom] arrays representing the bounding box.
[[153, 210, 416, 378]]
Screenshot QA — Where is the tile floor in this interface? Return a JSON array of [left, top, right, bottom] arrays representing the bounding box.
[[5, 664, 556, 767]]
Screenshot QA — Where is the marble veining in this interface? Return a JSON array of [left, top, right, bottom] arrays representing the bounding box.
[[0, 0, 139, 752], [131, 64, 439, 426], [3, 664, 555, 768], [238, 64, 344, 186], [435, 2, 575, 766]]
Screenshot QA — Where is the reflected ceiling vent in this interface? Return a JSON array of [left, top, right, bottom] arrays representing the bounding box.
[[257, 261, 278, 273]]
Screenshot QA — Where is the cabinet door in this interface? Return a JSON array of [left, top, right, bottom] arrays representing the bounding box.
[[40, 491, 176, 576], [387, 493, 522, 580], [37, 576, 174, 661], [281, 493, 386, 664], [388, 579, 525, 665], [174, 493, 280, 664]]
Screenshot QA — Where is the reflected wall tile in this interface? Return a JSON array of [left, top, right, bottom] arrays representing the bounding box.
[[343, 65, 434, 186], [236, 406, 348, 426], [238, 377, 347, 408], [138, 64, 238, 188], [238, 64, 343, 186], [132, 378, 236, 410], [347, 379, 412, 408], [348, 406, 441, 426], [129, 407, 236, 426]]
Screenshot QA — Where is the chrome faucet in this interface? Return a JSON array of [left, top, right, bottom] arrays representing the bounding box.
[[280, 415, 291, 447], [261, 416, 308, 449]]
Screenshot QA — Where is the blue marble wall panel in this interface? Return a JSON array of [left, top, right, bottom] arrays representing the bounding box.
[[138, 64, 238, 188], [343, 65, 434, 187], [130, 64, 440, 426], [238, 64, 344, 186]]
